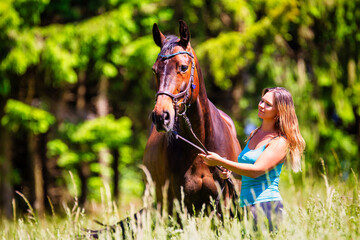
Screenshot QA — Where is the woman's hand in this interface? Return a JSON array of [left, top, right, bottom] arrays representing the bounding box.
[[198, 152, 232, 179], [218, 166, 232, 179], [198, 151, 223, 166]]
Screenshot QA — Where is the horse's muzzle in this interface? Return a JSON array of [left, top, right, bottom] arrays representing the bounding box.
[[151, 110, 172, 132]]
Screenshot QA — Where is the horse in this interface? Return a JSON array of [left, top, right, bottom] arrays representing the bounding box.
[[143, 20, 241, 214], [84, 20, 242, 238]]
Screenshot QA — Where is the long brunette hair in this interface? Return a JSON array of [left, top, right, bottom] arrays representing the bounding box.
[[263, 87, 305, 172]]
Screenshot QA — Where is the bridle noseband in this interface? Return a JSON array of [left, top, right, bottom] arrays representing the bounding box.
[[155, 51, 196, 116]]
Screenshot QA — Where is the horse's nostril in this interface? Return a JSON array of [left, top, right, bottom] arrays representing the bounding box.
[[152, 110, 171, 131], [151, 112, 156, 123], [163, 111, 170, 121]]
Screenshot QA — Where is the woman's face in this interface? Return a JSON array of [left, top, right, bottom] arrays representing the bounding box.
[[258, 92, 278, 120]]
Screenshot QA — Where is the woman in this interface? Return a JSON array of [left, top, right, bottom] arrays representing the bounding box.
[[199, 87, 305, 231]]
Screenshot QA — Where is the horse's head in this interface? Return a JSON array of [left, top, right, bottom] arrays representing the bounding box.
[[151, 20, 200, 132]]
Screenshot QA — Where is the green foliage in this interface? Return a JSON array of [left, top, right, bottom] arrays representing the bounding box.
[[2, 99, 55, 134], [0, 31, 41, 75], [195, 0, 360, 176], [0, 0, 21, 36], [71, 115, 132, 148], [197, 32, 256, 89], [13, 0, 50, 26], [41, 37, 78, 85], [47, 115, 133, 201]]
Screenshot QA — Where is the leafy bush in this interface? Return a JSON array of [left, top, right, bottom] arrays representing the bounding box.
[[2, 99, 55, 134]]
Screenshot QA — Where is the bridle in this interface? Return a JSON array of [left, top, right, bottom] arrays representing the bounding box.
[[155, 51, 196, 118], [154, 50, 208, 154], [154, 50, 237, 209]]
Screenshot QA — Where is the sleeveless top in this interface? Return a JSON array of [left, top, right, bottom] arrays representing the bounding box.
[[238, 135, 284, 207]]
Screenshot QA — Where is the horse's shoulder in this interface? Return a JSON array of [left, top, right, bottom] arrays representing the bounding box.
[[207, 100, 241, 155], [218, 109, 236, 134], [207, 100, 237, 137]]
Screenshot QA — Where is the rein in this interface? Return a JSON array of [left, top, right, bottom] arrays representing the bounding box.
[[174, 117, 237, 210], [155, 50, 236, 207]]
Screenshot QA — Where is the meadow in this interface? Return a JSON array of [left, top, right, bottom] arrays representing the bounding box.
[[1, 163, 359, 240], [1, 2, 359, 239]]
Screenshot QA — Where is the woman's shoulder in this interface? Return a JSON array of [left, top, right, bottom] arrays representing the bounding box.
[[248, 128, 259, 138], [268, 135, 288, 149], [279, 135, 289, 145]]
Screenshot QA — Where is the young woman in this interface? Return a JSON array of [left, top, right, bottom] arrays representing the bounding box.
[[199, 87, 305, 230]]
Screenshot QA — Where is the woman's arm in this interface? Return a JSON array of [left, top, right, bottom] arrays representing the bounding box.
[[199, 137, 288, 178]]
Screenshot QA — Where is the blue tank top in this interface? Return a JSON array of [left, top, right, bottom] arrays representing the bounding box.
[[238, 137, 284, 207]]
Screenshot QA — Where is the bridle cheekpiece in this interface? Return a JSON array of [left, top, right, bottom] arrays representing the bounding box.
[[155, 51, 196, 117]]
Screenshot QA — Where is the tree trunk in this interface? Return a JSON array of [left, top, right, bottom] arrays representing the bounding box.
[[28, 134, 45, 218], [96, 75, 109, 117], [0, 99, 13, 218], [96, 76, 112, 190], [39, 133, 49, 211], [78, 161, 90, 206], [111, 148, 120, 200], [76, 71, 87, 116]]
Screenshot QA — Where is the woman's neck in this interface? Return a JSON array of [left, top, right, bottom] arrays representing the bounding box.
[[260, 120, 276, 132]]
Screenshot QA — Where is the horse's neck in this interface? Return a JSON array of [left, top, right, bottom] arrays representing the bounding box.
[[176, 55, 213, 144], [179, 82, 210, 142]]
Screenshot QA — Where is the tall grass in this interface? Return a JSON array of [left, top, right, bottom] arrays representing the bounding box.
[[1, 168, 359, 239]]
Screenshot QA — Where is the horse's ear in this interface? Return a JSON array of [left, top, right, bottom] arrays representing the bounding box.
[[153, 23, 166, 48], [179, 20, 190, 48]]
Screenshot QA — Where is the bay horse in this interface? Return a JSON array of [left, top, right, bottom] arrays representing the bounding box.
[[85, 20, 241, 238], [144, 20, 241, 214]]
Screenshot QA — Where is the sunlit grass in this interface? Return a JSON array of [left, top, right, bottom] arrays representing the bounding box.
[[1, 167, 359, 239]]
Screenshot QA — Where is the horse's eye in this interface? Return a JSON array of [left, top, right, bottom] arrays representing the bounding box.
[[180, 65, 188, 72]]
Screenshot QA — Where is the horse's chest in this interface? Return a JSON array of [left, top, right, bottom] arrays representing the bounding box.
[[144, 133, 221, 209], [170, 155, 218, 200]]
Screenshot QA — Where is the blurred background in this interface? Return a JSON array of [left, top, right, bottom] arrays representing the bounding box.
[[0, 0, 359, 218]]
